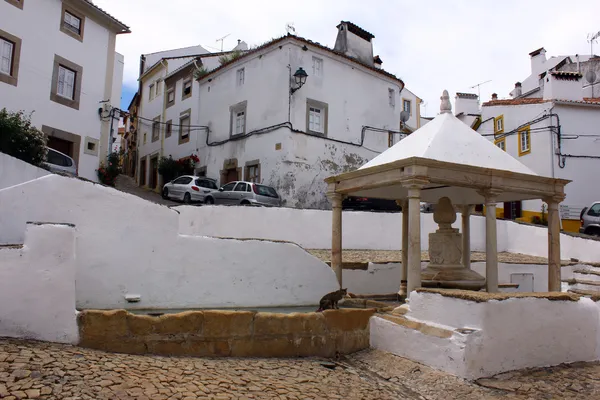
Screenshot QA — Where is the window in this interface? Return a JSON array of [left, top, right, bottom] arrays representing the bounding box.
[[494, 115, 504, 135], [495, 138, 506, 151], [588, 203, 600, 217], [57, 65, 76, 99], [166, 86, 175, 107], [156, 80, 162, 96], [388, 89, 395, 107], [143, 133, 147, 144], [165, 120, 172, 138], [173, 176, 193, 185], [221, 182, 236, 191], [196, 179, 217, 190], [179, 110, 191, 144], [518, 126, 531, 156], [388, 132, 394, 147], [182, 79, 192, 100], [306, 99, 328, 135], [63, 11, 81, 35], [237, 68, 245, 86], [47, 149, 73, 167], [60, 5, 85, 42], [149, 84, 155, 101], [84, 137, 99, 156], [234, 182, 248, 192], [87, 142, 95, 151], [152, 117, 160, 142], [402, 99, 411, 114], [0, 30, 21, 87], [50, 55, 83, 109], [230, 101, 247, 136], [245, 161, 260, 183], [5, 0, 24, 10], [312, 57, 323, 78]]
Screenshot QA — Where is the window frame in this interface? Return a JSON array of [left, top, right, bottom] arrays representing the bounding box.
[[178, 109, 191, 145], [494, 137, 506, 151], [312, 56, 323, 78], [4, 0, 24, 10], [60, 3, 85, 42], [236, 68, 245, 86], [0, 29, 21, 87], [182, 77, 192, 100], [306, 98, 328, 135], [151, 116, 161, 143], [57, 65, 76, 100], [229, 101, 248, 137], [165, 120, 172, 138], [165, 84, 175, 108], [148, 83, 155, 101], [518, 125, 531, 156], [245, 160, 261, 183], [83, 136, 99, 156], [494, 115, 505, 135], [50, 54, 83, 110], [221, 182, 236, 192], [402, 99, 412, 115]]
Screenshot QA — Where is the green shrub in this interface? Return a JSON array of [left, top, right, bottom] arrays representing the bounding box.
[[97, 152, 121, 186], [0, 108, 47, 167]]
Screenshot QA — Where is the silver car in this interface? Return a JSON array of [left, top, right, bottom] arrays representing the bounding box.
[[162, 175, 218, 204], [204, 181, 281, 207], [580, 202, 600, 236], [45, 147, 77, 176]]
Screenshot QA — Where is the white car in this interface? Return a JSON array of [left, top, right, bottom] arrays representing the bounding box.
[[45, 147, 77, 177], [162, 175, 218, 204]]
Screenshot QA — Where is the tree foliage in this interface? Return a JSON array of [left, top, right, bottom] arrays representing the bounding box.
[[0, 108, 47, 167]]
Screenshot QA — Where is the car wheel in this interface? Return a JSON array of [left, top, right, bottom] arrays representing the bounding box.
[[183, 193, 191, 204], [205, 197, 214, 205], [162, 187, 169, 199], [241, 200, 251, 206]]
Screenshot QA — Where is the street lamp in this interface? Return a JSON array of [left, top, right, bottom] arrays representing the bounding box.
[[290, 67, 308, 94]]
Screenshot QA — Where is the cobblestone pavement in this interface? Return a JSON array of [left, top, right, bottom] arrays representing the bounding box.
[[114, 175, 180, 207], [2, 339, 600, 399]]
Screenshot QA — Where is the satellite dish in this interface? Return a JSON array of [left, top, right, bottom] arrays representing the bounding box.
[[400, 110, 410, 123], [586, 70, 597, 84]]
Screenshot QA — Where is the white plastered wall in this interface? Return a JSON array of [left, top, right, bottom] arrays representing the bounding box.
[[0, 223, 78, 344]]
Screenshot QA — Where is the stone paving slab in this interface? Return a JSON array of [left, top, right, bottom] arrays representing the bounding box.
[[308, 249, 572, 265], [2, 338, 600, 399]]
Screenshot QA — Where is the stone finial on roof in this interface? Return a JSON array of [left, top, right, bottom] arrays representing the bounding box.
[[440, 90, 452, 114]]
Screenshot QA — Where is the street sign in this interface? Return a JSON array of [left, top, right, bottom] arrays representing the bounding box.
[[559, 205, 582, 220]]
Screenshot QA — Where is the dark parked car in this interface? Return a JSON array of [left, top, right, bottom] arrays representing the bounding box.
[[342, 196, 401, 212]]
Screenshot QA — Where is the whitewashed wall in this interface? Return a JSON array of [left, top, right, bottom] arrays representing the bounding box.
[[371, 291, 600, 380], [0, 173, 338, 309], [0, 223, 78, 344], [177, 205, 600, 263], [0, 152, 49, 190]]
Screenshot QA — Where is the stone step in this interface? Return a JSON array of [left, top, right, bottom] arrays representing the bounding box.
[[572, 279, 600, 287], [377, 313, 455, 339], [573, 269, 600, 277]]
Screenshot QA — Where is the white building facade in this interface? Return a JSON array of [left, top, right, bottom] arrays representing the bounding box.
[[0, 0, 129, 181], [137, 22, 419, 209], [475, 48, 600, 232]]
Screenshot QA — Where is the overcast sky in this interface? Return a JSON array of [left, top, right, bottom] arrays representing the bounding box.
[[94, 0, 600, 114]]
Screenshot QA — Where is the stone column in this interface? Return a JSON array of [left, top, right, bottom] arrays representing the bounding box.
[[405, 184, 424, 296], [397, 199, 409, 297], [461, 205, 474, 270], [545, 196, 564, 292], [328, 192, 344, 288], [478, 190, 501, 293]]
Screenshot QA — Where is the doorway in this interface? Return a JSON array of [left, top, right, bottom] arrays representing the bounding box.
[[149, 155, 159, 189], [139, 157, 147, 187], [503, 201, 522, 220]]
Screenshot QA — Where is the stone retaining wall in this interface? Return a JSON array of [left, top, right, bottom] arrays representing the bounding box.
[[78, 308, 376, 358]]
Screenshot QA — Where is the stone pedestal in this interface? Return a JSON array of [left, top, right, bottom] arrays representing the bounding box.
[[421, 197, 485, 290]]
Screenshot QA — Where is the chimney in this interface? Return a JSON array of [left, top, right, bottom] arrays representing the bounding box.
[[373, 55, 383, 69], [543, 71, 584, 101], [491, 93, 498, 100], [454, 93, 480, 115], [333, 21, 375, 66], [513, 82, 522, 97], [232, 40, 248, 51], [529, 47, 547, 74]]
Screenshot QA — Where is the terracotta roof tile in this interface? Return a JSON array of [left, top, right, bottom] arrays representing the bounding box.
[[338, 21, 375, 41], [456, 92, 478, 99], [482, 98, 550, 106], [196, 34, 403, 87], [584, 97, 600, 103], [550, 71, 582, 81]]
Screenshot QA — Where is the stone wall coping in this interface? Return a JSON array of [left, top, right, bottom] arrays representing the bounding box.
[[415, 288, 582, 303]]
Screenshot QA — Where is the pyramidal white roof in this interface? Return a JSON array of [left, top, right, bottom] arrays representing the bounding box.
[[360, 90, 537, 176]]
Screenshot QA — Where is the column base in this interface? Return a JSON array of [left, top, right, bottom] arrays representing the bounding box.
[[421, 265, 486, 291]]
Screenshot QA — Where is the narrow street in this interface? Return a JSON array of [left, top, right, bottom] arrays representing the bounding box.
[[114, 175, 179, 207]]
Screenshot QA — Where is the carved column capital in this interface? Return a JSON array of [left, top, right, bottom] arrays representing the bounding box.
[[543, 194, 566, 207], [326, 191, 345, 207], [477, 188, 503, 204]]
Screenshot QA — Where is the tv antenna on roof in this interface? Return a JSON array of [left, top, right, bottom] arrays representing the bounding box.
[[285, 22, 296, 35], [470, 80, 491, 100], [588, 31, 600, 56], [216, 33, 230, 52]]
